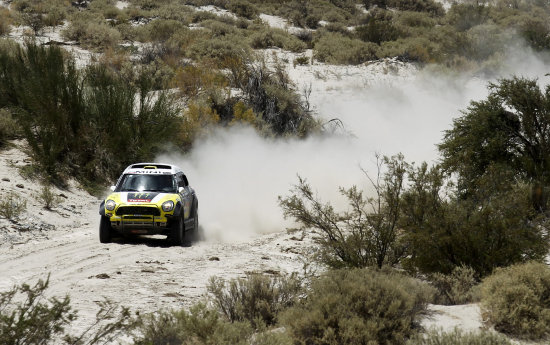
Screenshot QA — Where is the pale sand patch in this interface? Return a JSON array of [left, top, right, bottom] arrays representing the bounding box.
[[421, 303, 483, 332], [197, 5, 237, 19], [115, 1, 129, 10]]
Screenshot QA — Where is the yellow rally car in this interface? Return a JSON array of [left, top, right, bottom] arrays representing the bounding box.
[[99, 163, 198, 246]]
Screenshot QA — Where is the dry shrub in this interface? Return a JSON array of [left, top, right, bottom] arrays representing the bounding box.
[[314, 32, 378, 64], [97, 47, 131, 72], [227, 0, 258, 19], [481, 261, 550, 340], [36, 184, 62, 210], [249, 27, 307, 52], [229, 101, 259, 127], [282, 268, 435, 345], [207, 272, 302, 328], [63, 12, 121, 50], [380, 37, 439, 63], [0, 191, 27, 220], [0, 109, 21, 147], [134, 302, 292, 345], [429, 265, 479, 305], [173, 65, 228, 99], [189, 34, 251, 62], [407, 328, 513, 345], [178, 103, 220, 151], [0, 8, 12, 36]]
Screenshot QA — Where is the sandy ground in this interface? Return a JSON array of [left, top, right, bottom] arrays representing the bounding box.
[[0, 143, 312, 341]]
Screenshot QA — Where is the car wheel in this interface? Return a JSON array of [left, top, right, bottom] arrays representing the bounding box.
[[170, 216, 185, 246], [99, 216, 113, 243], [189, 206, 200, 242]]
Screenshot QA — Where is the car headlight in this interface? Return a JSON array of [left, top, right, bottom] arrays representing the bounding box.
[[105, 199, 116, 211], [162, 200, 174, 212]]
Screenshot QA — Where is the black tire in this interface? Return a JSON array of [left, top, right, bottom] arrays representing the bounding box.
[[170, 216, 185, 246], [189, 206, 200, 242], [99, 216, 113, 243]]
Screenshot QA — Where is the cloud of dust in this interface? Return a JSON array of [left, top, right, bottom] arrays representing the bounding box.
[[158, 46, 550, 242]]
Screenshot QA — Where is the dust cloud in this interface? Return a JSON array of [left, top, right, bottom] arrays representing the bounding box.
[[158, 47, 550, 242]]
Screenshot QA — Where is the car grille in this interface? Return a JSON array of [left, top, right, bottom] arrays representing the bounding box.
[[116, 206, 160, 216]]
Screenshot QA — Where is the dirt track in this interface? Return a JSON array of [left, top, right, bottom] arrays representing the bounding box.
[[0, 217, 307, 337]]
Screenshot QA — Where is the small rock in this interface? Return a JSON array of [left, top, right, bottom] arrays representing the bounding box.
[[116, 271, 121, 275], [59, 193, 68, 199], [15, 184, 24, 188], [261, 256, 270, 260], [2, 178, 9, 182], [264, 269, 280, 275], [209, 256, 220, 261], [95, 273, 110, 279]]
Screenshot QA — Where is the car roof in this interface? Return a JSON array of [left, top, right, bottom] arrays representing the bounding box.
[[122, 163, 183, 175]]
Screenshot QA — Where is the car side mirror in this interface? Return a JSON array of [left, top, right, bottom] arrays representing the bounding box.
[[110, 185, 116, 192], [178, 187, 184, 193]]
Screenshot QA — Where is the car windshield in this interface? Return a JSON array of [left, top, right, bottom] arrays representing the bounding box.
[[116, 174, 176, 193]]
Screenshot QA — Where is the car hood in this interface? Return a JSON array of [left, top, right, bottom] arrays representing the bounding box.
[[107, 192, 171, 204]]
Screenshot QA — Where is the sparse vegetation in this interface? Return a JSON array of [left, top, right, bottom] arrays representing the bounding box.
[[0, 191, 27, 220], [280, 155, 408, 269], [0, 276, 137, 345], [0, 42, 180, 185], [207, 272, 302, 328], [0, 276, 75, 345], [282, 267, 434, 345], [407, 328, 513, 345], [481, 261, 550, 340], [36, 184, 62, 210], [429, 266, 479, 305], [0, 109, 21, 147], [314, 32, 378, 65]]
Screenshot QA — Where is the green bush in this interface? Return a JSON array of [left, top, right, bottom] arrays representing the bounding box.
[[0, 276, 137, 344], [480, 261, 550, 340], [228, 0, 258, 19], [207, 273, 302, 328], [400, 164, 548, 277], [0, 108, 21, 147], [388, 0, 444, 15], [356, 9, 402, 44], [0, 9, 12, 36], [201, 19, 238, 37], [0, 276, 75, 345], [282, 268, 435, 345], [36, 184, 62, 210], [519, 17, 550, 51], [63, 12, 121, 50], [314, 32, 378, 64], [249, 27, 307, 52], [407, 328, 513, 345], [0, 191, 27, 220], [134, 303, 253, 345], [379, 36, 440, 63], [429, 265, 479, 305], [237, 59, 318, 136], [145, 19, 187, 42], [0, 42, 180, 185], [280, 155, 408, 269], [446, 3, 489, 31], [189, 34, 251, 62]]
